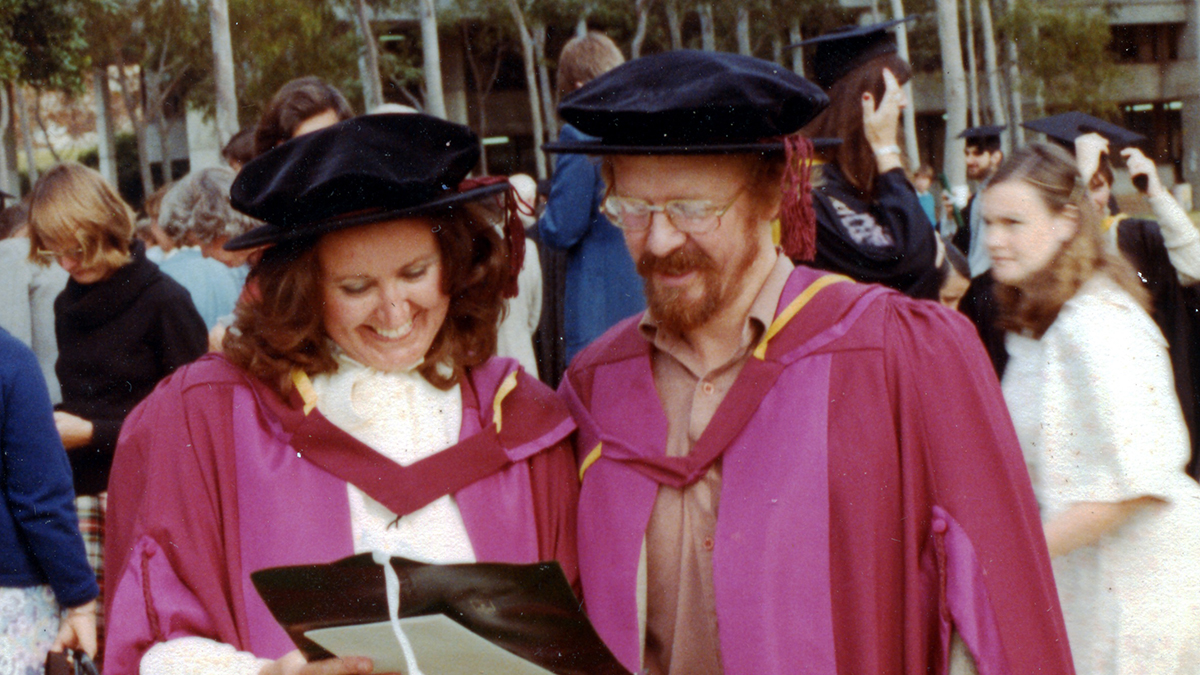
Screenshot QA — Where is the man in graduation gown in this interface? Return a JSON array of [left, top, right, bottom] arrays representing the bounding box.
[[547, 50, 1074, 675]]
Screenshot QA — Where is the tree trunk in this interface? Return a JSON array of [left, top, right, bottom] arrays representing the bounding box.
[[699, 3, 715, 51], [0, 84, 12, 194], [14, 86, 36, 185], [631, 0, 652, 59], [789, 19, 804, 76], [209, 0, 238, 145], [354, 0, 384, 111], [144, 70, 174, 184], [767, 0, 783, 65], [576, 2, 591, 37], [666, 0, 682, 49], [462, 23, 505, 174], [93, 68, 118, 186], [533, 21, 557, 140], [506, 0, 547, 178], [937, 0, 969, 194], [736, 5, 751, 55], [1031, 20, 1045, 119], [964, 0, 981, 127], [891, 0, 919, 166], [31, 90, 60, 163], [419, 0, 447, 118], [979, 0, 1006, 128], [1004, 0, 1024, 150], [116, 58, 155, 198]]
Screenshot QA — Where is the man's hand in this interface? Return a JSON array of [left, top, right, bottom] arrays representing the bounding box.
[[54, 412, 94, 450]]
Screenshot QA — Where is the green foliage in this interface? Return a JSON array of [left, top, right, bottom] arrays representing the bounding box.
[[0, 0, 97, 91], [77, 132, 146, 206], [190, 0, 363, 126], [999, 0, 1123, 116]]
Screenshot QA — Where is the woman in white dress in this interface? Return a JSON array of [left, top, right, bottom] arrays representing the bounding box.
[[984, 142, 1200, 674]]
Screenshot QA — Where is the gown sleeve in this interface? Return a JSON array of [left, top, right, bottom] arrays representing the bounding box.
[[104, 369, 248, 675], [1147, 191, 1200, 285], [883, 297, 1075, 674], [1037, 290, 1189, 508], [813, 167, 943, 300]]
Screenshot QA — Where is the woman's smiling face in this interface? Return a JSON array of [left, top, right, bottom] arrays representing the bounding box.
[[318, 218, 450, 371]]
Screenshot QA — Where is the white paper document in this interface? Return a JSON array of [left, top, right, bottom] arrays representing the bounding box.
[[305, 617, 555, 675]]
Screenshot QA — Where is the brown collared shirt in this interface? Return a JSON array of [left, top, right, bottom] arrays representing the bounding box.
[[638, 255, 794, 675]]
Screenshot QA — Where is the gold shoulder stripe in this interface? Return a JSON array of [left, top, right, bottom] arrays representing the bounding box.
[[753, 274, 852, 360], [492, 370, 519, 433], [579, 443, 603, 482], [291, 370, 318, 415]]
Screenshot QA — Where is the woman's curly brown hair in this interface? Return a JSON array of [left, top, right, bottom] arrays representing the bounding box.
[[991, 143, 1148, 338], [223, 203, 509, 396]]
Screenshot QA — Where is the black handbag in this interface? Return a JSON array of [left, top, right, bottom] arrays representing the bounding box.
[[44, 650, 99, 675]]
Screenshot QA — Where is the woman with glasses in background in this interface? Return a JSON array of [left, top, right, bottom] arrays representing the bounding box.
[[25, 163, 208, 654]]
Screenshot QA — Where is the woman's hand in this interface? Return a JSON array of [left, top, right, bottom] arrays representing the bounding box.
[[51, 600, 97, 658], [1074, 132, 1109, 185], [259, 651, 382, 675], [862, 68, 906, 173], [208, 323, 228, 353], [1121, 147, 1166, 198], [54, 412, 94, 450], [1043, 496, 1161, 558]]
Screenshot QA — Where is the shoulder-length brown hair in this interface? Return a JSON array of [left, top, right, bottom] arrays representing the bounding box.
[[223, 203, 509, 396], [26, 162, 135, 271], [802, 52, 912, 199], [991, 143, 1148, 338]]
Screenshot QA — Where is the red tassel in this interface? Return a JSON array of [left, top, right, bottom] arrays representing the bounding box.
[[779, 134, 816, 261], [458, 176, 525, 298]]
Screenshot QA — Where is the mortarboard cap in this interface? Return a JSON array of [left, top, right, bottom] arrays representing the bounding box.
[[790, 16, 917, 90], [958, 125, 1006, 141], [227, 114, 506, 251], [544, 50, 831, 155], [1020, 112, 1145, 150]]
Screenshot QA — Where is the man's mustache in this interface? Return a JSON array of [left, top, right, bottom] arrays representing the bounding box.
[[638, 244, 717, 278]]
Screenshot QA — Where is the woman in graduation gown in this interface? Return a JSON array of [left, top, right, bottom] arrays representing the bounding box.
[[985, 143, 1200, 674], [103, 114, 579, 675], [798, 17, 945, 299]]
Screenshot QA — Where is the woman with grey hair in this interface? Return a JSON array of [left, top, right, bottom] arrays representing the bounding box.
[[157, 167, 260, 332], [159, 166, 263, 269]]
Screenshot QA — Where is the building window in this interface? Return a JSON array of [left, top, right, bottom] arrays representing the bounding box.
[[1111, 23, 1181, 64]]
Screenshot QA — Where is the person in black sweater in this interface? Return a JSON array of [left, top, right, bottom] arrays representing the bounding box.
[[26, 162, 207, 650], [796, 18, 946, 300]]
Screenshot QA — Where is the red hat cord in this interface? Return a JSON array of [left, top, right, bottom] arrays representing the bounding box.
[[778, 134, 817, 261], [458, 176, 525, 298]]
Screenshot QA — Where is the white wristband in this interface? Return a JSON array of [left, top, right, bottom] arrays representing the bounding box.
[[873, 144, 902, 157]]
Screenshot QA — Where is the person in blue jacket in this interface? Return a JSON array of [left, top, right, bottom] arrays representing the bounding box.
[[538, 32, 645, 368], [0, 327, 99, 671]]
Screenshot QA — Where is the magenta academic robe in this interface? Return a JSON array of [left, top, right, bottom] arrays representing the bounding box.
[[561, 267, 1075, 675], [103, 354, 578, 675]]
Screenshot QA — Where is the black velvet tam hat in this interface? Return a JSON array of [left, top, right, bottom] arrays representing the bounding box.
[[543, 50, 830, 155], [226, 113, 507, 251], [1021, 112, 1146, 150], [791, 16, 917, 90]]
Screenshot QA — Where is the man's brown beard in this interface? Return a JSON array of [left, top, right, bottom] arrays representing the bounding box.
[[638, 242, 721, 334], [637, 226, 762, 334]]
